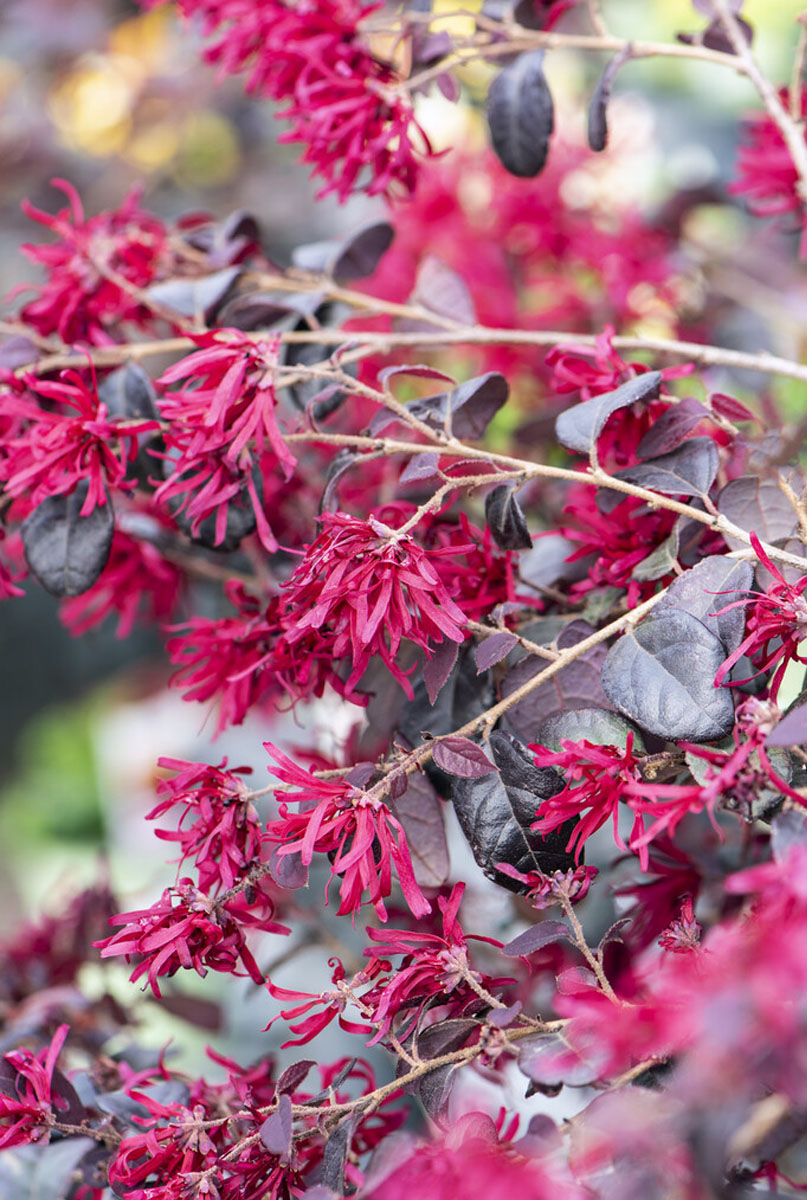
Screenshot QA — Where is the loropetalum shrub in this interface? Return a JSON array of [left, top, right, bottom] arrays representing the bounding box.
[[7, 0, 807, 1196]]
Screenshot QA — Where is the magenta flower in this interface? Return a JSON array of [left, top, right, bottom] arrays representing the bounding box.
[[531, 734, 648, 866], [95, 878, 288, 996], [714, 530, 807, 699], [60, 528, 183, 637], [658, 897, 701, 954], [12, 179, 169, 344], [2, 371, 158, 514], [148, 757, 264, 894], [263, 741, 430, 920], [0, 1024, 70, 1149], [158, 0, 431, 201], [495, 862, 598, 908], [546, 325, 692, 400], [265, 956, 376, 1046], [282, 511, 468, 698], [731, 86, 807, 255]]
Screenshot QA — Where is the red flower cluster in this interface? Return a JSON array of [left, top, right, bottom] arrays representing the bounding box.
[[0, 1025, 70, 1149], [60, 528, 184, 637], [263, 741, 429, 919], [95, 878, 288, 996], [731, 86, 807, 255], [156, 330, 293, 552], [281, 511, 468, 698], [150, 0, 430, 200], [714, 530, 807, 699], [10, 179, 169, 344], [148, 757, 264, 894], [2, 370, 158, 514]]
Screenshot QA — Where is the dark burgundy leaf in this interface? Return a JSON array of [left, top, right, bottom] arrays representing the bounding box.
[[400, 452, 441, 484], [771, 809, 807, 861], [277, 1060, 316, 1094], [657, 555, 753, 654], [416, 1064, 455, 1118], [718, 476, 798, 551], [502, 920, 571, 956], [411, 28, 453, 69], [378, 364, 456, 388], [319, 450, 359, 514], [307, 1059, 357, 1106], [283, 301, 355, 416], [423, 637, 459, 705], [156, 993, 222, 1031], [614, 437, 719, 498], [437, 71, 461, 101], [147, 265, 241, 322], [321, 1115, 356, 1195], [587, 47, 631, 152], [448, 371, 509, 439], [413, 1018, 480, 1061], [99, 362, 159, 420], [766, 704, 807, 748], [450, 729, 576, 891], [518, 1031, 603, 1089], [331, 220, 395, 283], [392, 770, 449, 888], [22, 486, 114, 598], [404, 255, 477, 327], [699, 15, 753, 52], [260, 1094, 292, 1162], [501, 620, 613, 739], [487, 1000, 523, 1027], [538, 707, 640, 753], [598, 916, 632, 951], [475, 631, 519, 672], [217, 290, 321, 330], [487, 50, 555, 177], [637, 397, 711, 457], [600, 608, 736, 741], [397, 647, 495, 778], [433, 736, 497, 777], [486, 483, 532, 550], [0, 334, 39, 369], [555, 372, 662, 455], [268, 845, 308, 889]]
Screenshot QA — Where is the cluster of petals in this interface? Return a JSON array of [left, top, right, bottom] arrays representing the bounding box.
[[156, 330, 293, 552], [148, 756, 264, 894], [152, 0, 430, 200], [281, 511, 468, 698], [60, 528, 184, 637], [2, 370, 158, 514], [0, 1024, 70, 1149], [713, 530, 807, 699], [731, 86, 807, 256], [95, 878, 288, 996], [11, 179, 169, 344], [263, 741, 429, 919]]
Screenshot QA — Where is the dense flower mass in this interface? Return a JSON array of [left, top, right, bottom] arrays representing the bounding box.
[[731, 86, 807, 255], [0, 1025, 70, 1149], [10, 180, 169, 344], [263, 741, 429, 919], [281, 511, 469, 698], [148, 0, 430, 200]]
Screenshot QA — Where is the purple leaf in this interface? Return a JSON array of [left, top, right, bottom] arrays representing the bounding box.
[[277, 1060, 316, 1095], [448, 371, 509, 439], [485, 483, 532, 550], [0, 334, 39, 369], [637, 397, 711, 457], [538, 706, 639, 753], [437, 71, 461, 102], [400, 452, 441, 484], [22, 486, 113, 598], [331, 220, 394, 284], [449, 730, 575, 891], [321, 1115, 355, 1195], [268, 846, 308, 890], [410, 255, 477, 326], [556, 372, 663, 456], [475, 631, 519, 672], [487, 50, 554, 177], [423, 638, 459, 705], [147, 266, 241, 322], [656, 555, 753, 654], [587, 46, 632, 152], [718, 476, 798, 551], [487, 1000, 522, 1027], [600, 608, 736, 742], [710, 391, 757, 423], [614, 436, 719, 498], [501, 620, 613, 738], [766, 705, 807, 747], [393, 771, 449, 888], [378, 363, 456, 387], [260, 1094, 293, 1162], [556, 966, 599, 994], [502, 920, 571, 956], [434, 736, 496, 777]]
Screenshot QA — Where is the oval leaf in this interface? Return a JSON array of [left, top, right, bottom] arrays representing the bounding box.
[[487, 50, 555, 177], [538, 707, 642, 754], [331, 220, 394, 284], [433, 736, 497, 777], [22, 487, 114, 598], [587, 48, 631, 152], [502, 920, 571, 957], [475, 631, 519, 672], [614, 436, 719, 498], [555, 372, 662, 456], [449, 372, 509, 440], [260, 1094, 293, 1162], [637, 396, 711, 457], [485, 483, 532, 550], [718, 476, 798, 551], [450, 730, 576, 891], [393, 770, 450, 888], [600, 608, 736, 741], [657, 555, 754, 654]]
